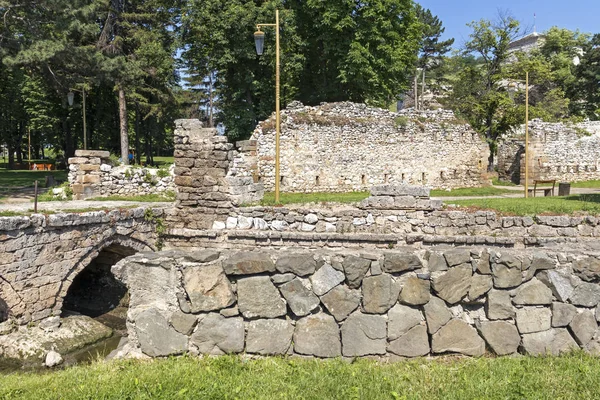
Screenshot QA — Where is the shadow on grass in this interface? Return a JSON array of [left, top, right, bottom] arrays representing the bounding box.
[[564, 194, 600, 204]]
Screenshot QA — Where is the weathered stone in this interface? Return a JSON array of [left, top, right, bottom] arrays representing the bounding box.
[[310, 264, 345, 296], [491, 263, 522, 289], [512, 278, 552, 306], [279, 278, 320, 317], [426, 252, 448, 272], [341, 312, 387, 356], [388, 304, 424, 340], [388, 325, 430, 357], [246, 319, 294, 355], [222, 252, 275, 275], [237, 276, 287, 318], [431, 264, 472, 304], [191, 314, 244, 355], [383, 252, 422, 273], [371, 184, 430, 197], [423, 296, 452, 334], [188, 249, 221, 263], [271, 273, 296, 284], [320, 285, 361, 321], [552, 302, 577, 327], [569, 310, 598, 346], [537, 270, 575, 302], [304, 213, 319, 224], [275, 253, 316, 277], [343, 255, 372, 288], [45, 350, 63, 367], [521, 329, 578, 356], [220, 305, 239, 317], [136, 308, 188, 357], [237, 215, 253, 229], [444, 249, 471, 267], [476, 250, 491, 274], [170, 311, 197, 335], [362, 274, 400, 314], [432, 319, 485, 356], [399, 276, 430, 305], [570, 282, 600, 307], [468, 274, 493, 300], [476, 321, 520, 355], [530, 253, 556, 271], [294, 313, 341, 358], [182, 264, 235, 313], [573, 257, 600, 282], [516, 307, 552, 334], [486, 290, 515, 320]]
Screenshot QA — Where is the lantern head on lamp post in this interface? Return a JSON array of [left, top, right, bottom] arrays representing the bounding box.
[[254, 30, 265, 56], [67, 91, 75, 107]]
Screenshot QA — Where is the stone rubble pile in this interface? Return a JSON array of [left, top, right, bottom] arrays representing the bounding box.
[[115, 247, 600, 359]]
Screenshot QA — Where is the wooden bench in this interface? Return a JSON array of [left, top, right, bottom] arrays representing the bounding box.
[[529, 179, 556, 197]]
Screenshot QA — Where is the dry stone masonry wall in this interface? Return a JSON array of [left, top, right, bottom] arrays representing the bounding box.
[[68, 150, 175, 200], [115, 247, 600, 359], [231, 102, 489, 192], [498, 120, 600, 184]]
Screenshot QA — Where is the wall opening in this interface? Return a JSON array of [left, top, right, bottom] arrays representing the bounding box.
[[384, 174, 389, 183], [401, 173, 406, 182], [315, 175, 320, 186], [422, 172, 426, 183], [361, 175, 366, 185], [62, 244, 136, 331], [0, 297, 8, 323]]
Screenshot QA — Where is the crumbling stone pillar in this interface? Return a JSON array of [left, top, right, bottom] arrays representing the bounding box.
[[68, 150, 111, 200], [166, 120, 263, 230]]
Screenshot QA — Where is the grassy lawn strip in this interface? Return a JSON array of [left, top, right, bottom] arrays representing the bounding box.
[[430, 187, 515, 197], [572, 180, 600, 188], [260, 191, 369, 205], [491, 177, 518, 186], [0, 169, 68, 188], [86, 192, 176, 202], [2, 354, 600, 399], [447, 194, 600, 216]]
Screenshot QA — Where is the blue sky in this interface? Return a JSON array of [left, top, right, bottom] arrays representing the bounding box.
[[417, 0, 599, 49]]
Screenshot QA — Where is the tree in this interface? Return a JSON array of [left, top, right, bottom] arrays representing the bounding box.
[[182, 0, 422, 140], [448, 12, 522, 170], [576, 33, 600, 119]]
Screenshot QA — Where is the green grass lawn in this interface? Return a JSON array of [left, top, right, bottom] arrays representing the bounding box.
[[447, 194, 600, 216], [2, 354, 600, 399], [260, 191, 370, 206], [153, 156, 174, 167], [572, 180, 600, 188], [430, 187, 515, 197], [491, 177, 518, 186], [0, 169, 68, 188]]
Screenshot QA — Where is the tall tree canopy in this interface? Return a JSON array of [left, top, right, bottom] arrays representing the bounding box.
[[182, 0, 422, 140]]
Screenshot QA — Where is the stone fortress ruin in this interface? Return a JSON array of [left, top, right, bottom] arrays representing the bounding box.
[[498, 120, 600, 185], [2, 118, 600, 365], [230, 102, 489, 192]]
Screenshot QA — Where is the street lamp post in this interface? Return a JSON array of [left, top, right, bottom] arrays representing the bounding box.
[[508, 72, 530, 198], [254, 10, 281, 203], [68, 87, 88, 150]]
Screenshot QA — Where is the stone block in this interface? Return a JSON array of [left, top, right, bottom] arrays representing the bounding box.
[[191, 314, 244, 355], [388, 304, 424, 340], [67, 157, 89, 165], [341, 312, 387, 356], [237, 276, 286, 318], [468, 274, 493, 300], [279, 278, 320, 317], [343, 255, 371, 288], [423, 296, 452, 334], [276, 253, 316, 277], [182, 264, 235, 313], [294, 313, 341, 358], [362, 273, 400, 314], [443, 249, 471, 267], [79, 164, 101, 172], [310, 264, 345, 296], [246, 319, 294, 355], [135, 308, 188, 357], [516, 307, 552, 334], [223, 252, 275, 275], [537, 270, 575, 302], [491, 263, 522, 289], [476, 320, 520, 355], [388, 325, 430, 357], [512, 278, 552, 306], [486, 289, 515, 320], [552, 302, 577, 327], [170, 311, 197, 336], [432, 319, 485, 356], [383, 252, 423, 273], [320, 285, 361, 322], [569, 310, 598, 346], [426, 251, 448, 272], [75, 149, 110, 158], [82, 174, 101, 184], [371, 184, 430, 198], [521, 328, 578, 356], [431, 264, 472, 304], [573, 257, 600, 282], [569, 282, 600, 307], [399, 276, 430, 305]]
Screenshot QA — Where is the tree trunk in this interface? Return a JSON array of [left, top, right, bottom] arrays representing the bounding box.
[[135, 103, 141, 165], [7, 144, 14, 170], [118, 87, 129, 165], [208, 73, 214, 128]]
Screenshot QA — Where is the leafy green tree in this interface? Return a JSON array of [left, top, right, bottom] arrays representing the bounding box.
[[576, 33, 600, 119]]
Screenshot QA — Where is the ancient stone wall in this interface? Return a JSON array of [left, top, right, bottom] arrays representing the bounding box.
[[115, 246, 600, 359], [0, 208, 159, 325], [233, 102, 488, 192], [68, 150, 175, 200], [497, 120, 600, 184]]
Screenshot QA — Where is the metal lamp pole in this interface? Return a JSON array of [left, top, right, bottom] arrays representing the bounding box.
[[254, 10, 281, 203]]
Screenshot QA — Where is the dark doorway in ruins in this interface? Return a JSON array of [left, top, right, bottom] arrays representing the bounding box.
[[0, 297, 8, 323], [62, 244, 135, 329]]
